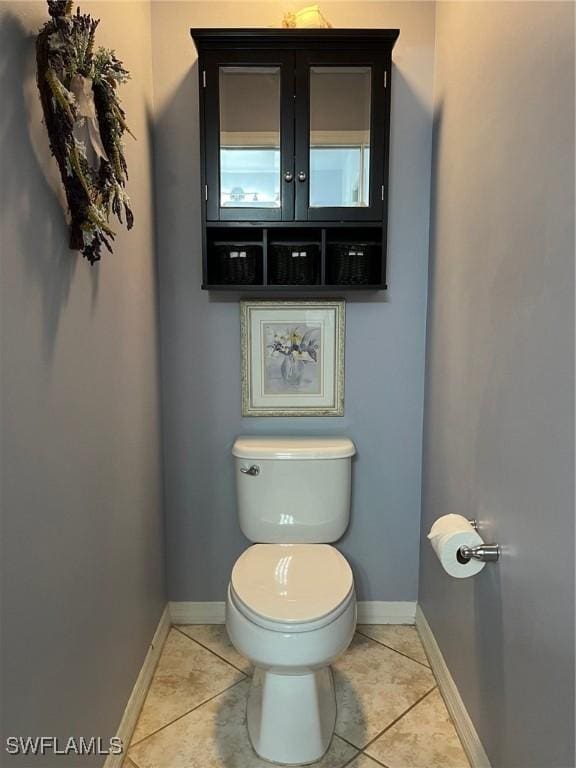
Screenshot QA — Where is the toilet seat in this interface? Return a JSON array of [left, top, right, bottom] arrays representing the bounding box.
[[230, 544, 354, 632]]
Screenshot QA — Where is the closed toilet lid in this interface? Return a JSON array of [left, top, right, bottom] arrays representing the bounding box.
[[231, 544, 354, 624]]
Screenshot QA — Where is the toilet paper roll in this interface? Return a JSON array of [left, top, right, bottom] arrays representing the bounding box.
[[428, 514, 486, 578]]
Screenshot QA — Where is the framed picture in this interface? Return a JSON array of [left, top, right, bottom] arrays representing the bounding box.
[[241, 300, 345, 417]]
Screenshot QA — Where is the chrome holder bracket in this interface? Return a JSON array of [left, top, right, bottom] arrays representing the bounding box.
[[458, 543, 500, 563]]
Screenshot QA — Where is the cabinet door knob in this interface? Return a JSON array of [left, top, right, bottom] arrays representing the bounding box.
[[284, 171, 294, 183], [297, 170, 307, 182]]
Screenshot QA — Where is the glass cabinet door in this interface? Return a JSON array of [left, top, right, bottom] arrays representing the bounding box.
[[219, 66, 280, 210], [309, 66, 371, 208], [204, 53, 295, 221], [295, 53, 387, 221]]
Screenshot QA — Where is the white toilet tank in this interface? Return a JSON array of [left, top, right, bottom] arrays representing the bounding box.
[[232, 436, 356, 543]]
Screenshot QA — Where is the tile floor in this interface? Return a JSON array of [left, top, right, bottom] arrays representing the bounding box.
[[127, 624, 470, 768]]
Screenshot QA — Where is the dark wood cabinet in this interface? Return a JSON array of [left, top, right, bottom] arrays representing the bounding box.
[[191, 28, 399, 290]]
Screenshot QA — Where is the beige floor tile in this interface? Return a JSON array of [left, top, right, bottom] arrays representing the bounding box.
[[131, 628, 244, 744], [366, 689, 470, 768], [129, 680, 358, 768], [333, 633, 435, 749], [177, 625, 252, 674], [357, 626, 429, 667], [346, 755, 385, 768]]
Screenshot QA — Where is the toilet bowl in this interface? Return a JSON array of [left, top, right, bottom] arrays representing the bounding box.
[[228, 436, 357, 765], [226, 543, 356, 765]]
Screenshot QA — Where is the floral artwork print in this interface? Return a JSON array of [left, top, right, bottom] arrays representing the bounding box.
[[263, 323, 322, 395], [241, 300, 344, 417]]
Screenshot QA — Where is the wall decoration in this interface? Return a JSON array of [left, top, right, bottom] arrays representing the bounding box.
[[282, 5, 332, 28], [36, 0, 134, 264], [241, 300, 345, 417]]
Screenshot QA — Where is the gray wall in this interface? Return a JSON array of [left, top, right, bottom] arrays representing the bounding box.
[[419, 3, 574, 767], [0, 3, 165, 765], [151, 1, 435, 602]]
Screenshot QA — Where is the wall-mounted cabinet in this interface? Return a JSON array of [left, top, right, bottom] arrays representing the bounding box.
[[191, 28, 399, 290]]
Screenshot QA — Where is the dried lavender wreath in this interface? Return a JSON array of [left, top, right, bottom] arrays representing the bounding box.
[[36, 0, 134, 263]]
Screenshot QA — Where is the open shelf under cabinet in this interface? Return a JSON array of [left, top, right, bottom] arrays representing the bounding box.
[[203, 224, 386, 290]]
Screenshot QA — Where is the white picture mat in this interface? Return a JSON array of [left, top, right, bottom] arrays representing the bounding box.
[[249, 309, 336, 409]]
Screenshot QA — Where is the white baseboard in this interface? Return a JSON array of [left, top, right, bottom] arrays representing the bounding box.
[[104, 605, 171, 768], [415, 605, 491, 768], [170, 601, 226, 624], [170, 600, 417, 625], [357, 601, 416, 624]]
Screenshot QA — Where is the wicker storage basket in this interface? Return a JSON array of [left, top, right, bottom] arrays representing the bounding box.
[[269, 243, 320, 285], [328, 242, 377, 285], [212, 244, 260, 284]]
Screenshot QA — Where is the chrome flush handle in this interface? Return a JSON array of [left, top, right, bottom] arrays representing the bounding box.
[[240, 464, 260, 476]]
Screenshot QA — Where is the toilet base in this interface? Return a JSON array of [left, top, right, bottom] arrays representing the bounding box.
[[247, 666, 336, 765]]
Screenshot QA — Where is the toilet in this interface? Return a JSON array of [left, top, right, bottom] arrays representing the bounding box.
[[226, 436, 357, 766]]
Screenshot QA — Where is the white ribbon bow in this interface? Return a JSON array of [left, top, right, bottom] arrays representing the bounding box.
[[70, 74, 108, 161]]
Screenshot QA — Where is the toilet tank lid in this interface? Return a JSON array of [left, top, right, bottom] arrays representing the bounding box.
[[232, 436, 356, 460]]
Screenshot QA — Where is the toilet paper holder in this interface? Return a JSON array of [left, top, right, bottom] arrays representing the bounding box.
[[458, 520, 501, 563]]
